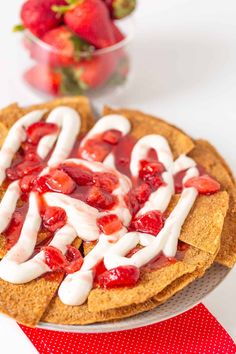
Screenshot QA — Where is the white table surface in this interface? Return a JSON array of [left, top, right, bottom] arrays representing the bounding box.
[[0, 0, 235, 352]]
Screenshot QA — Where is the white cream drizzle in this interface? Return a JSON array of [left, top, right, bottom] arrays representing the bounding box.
[[0, 110, 47, 185], [37, 106, 81, 166], [0, 181, 21, 233], [79, 114, 131, 164], [0, 111, 204, 308]]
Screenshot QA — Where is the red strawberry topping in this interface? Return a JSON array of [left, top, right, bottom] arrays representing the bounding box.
[[97, 214, 122, 235], [19, 175, 36, 193], [130, 211, 164, 236], [44, 245, 67, 271], [93, 172, 119, 193], [184, 175, 220, 195], [61, 164, 94, 186], [42, 206, 67, 232], [26, 121, 58, 145], [102, 129, 122, 145], [86, 186, 116, 210], [127, 183, 151, 216], [65, 245, 84, 273], [80, 139, 111, 162], [97, 265, 140, 288], [44, 170, 76, 194], [139, 160, 165, 190]]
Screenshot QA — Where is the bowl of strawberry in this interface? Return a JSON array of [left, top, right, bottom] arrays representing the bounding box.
[[15, 0, 135, 97]]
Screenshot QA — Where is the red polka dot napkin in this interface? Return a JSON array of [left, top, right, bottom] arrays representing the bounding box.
[[20, 304, 236, 354]]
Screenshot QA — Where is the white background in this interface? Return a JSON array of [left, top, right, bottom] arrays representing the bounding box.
[[0, 0, 236, 352]]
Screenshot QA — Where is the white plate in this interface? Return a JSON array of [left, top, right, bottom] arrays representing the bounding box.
[[37, 263, 230, 333]]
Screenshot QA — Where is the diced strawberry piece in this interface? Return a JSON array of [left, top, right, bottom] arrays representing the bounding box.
[[184, 175, 220, 195], [65, 245, 81, 262], [6, 168, 19, 181], [97, 214, 122, 235], [80, 139, 111, 162], [131, 211, 164, 236], [93, 172, 119, 193], [86, 186, 116, 210], [44, 245, 67, 271], [140, 160, 164, 174], [34, 175, 51, 193], [149, 175, 165, 190], [42, 206, 67, 232], [16, 160, 44, 178], [139, 160, 165, 190], [61, 164, 94, 186], [134, 183, 151, 204], [97, 265, 140, 288], [174, 170, 187, 194], [102, 129, 122, 145], [127, 183, 151, 216], [19, 175, 36, 193], [26, 121, 58, 145], [45, 170, 76, 194], [24, 152, 41, 162], [21, 142, 36, 154], [64, 245, 84, 274]]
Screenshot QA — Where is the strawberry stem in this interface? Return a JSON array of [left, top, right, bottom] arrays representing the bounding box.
[[13, 24, 25, 32]]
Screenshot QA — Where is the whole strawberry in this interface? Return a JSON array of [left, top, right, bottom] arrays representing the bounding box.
[[54, 0, 116, 48], [72, 53, 118, 88], [103, 0, 136, 19], [21, 0, 67, 38], [31, 26, 94, 67]]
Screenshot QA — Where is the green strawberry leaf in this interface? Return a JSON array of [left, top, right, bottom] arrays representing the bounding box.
[[70, 35, 94, 60], [13, 24, 25, 32]]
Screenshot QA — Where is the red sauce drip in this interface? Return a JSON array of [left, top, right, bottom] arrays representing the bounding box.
[[2, 203, 29, 250], [113, 135, 137, 177], [142, 241, 189, 272]]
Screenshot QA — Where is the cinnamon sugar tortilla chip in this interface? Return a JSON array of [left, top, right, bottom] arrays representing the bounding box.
[[0, 97, 94, 326], [0, 273, 64, 327], [178, 192, 229, 254], [154, 246, 218, 303], [189, 140, 236, 267], [0, 122, 8, 148], [103, 107, 195, 159]]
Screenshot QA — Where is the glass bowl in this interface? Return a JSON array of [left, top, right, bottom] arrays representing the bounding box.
[[21, 18, 134, 98]]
